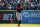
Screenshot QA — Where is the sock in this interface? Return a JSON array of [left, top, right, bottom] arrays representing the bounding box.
[[18, 20, 21, 25]]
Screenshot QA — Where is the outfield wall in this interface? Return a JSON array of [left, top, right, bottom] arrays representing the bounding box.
[[0, 10, 40, 24], [21, 11, 40, 24]]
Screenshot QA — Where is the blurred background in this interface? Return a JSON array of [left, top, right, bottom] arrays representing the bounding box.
[[0, 0, 40, 10]]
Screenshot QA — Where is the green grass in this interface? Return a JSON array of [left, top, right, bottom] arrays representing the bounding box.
[[0, 24, 40, 25], [0, 24, 40, 27]]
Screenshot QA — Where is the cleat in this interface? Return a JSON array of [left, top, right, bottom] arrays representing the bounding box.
[[18, 24, 20, 26]]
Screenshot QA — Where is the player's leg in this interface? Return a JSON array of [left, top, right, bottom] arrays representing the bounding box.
[[11, 19, 14, 24], [11, 19, 18, 24], [18, 20, 21, 26]]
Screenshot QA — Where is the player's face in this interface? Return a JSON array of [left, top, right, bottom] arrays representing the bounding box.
[[20, 3, 22, 5]]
